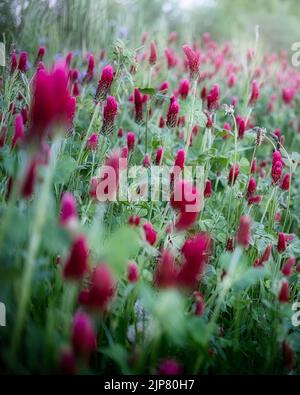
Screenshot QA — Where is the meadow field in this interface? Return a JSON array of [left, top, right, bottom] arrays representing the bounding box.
[[0, 0, 300, 375]]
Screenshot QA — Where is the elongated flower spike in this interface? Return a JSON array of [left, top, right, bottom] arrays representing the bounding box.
[[72, 81, 80, 97], [154, 250, 178, 288], [278, 280, 289, 303], [84, 53, 95, 82], [65, 52, 73, 67], [159, 81, 169, 92], [237, 116, 246, 139], [170, 180, 201, 231], [143, 222, 157, 246], [247, 195, 262, 205], [101, 96, 118, 135], [35, 47, 46, 65], [204, 179, 212, 198], [282, 88, 295, 105], [18, 51, 28, 73], [282, 257, 296, 276], [261, 244, 272, 263], [96, 65, 114, 102], [10, 52, 18, 74], [282, 341, 295, 370], [174, 148, 185, 170], [249, 80, 260, 106], [128, 215, 140, 227], [155, 146, 164, 165], [12, 114, 24, 148], [159, 116, 165, 128], [166, 97, 179, 128], [182, 45, 200, 80], [207, 84, 220, 112], [178, 79, 190, 99], [86, 133, 99, 151], [60, 192, 78, 228], [228, 73, 236, 88], [128, 261, 139, 283], [134, 88, 143, 123], [281, 173, 291, 190], [63, 235, 89, 280], [164, 48, 177, 69], [247, 177, 256, 197], [251, 158, 257, 174], [236, 215, 251, 248], [143, 154, 151, 168], [157, 359, 183, 375], [149, 41, 158, 65], [27, 62, 76, 145], [127, 132, 135, 151], [271, 150, 283, 184], [277, 232, 286, 253], [79, 264, 116, 311], [71, 311, 96, 358], [228, 164, 239, 185], [177, 232, 211, 289]]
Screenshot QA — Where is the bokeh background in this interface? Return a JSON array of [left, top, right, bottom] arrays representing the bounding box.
[[1, 0, 300, 57]]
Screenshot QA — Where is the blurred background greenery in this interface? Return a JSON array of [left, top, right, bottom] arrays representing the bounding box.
[[1, 0, 300, 56]]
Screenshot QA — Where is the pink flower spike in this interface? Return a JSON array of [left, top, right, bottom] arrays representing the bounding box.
[[18, 51, 28, 73], [178, 79, 190, 99], [166, 97, 180, 128], [128, 261, 139, 283], [143, 222, 157, 246], [127, 132, 135, 151], [79, 264, 116, 311], [86, 133, 99, 151], [10, 52, 18, 74], [71, 311, 96, 358], [101, 96, 118, 135], [96, 65, 114, 102], [134, 88, 143, 123], [228, 164, 239, 185], [63, 235, 89, 280], [249, 80, 260, 106], [12, 114, 24, 148], [155, 146, 164, 165], [157, 359, 182, 375], [280, 173, 291, 191], [149, 41, 158, 65], [60, 192, 78, 227], [282, 257, 296, 276], [236, 215, 251, 248], [182, 45, 200, 80], [204, 179, 212, 198], [278, 280, 289, 303]]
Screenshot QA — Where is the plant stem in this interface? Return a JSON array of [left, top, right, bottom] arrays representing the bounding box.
[[12, 138, 61, 355], [77, 103, 100, 167], [184, 80, 198, 156], [260, 187, 276, 224]]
